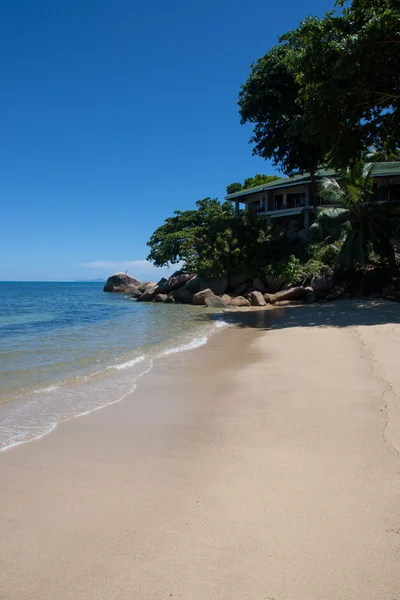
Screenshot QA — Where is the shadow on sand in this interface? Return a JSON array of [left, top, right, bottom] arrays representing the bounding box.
[[209, 299, 400, 331]]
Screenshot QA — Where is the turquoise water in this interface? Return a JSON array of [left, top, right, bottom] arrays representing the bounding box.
[[0, 282, 224, 451]]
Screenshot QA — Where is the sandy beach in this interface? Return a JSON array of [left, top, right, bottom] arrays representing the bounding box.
[[1, 299, 400, 600]]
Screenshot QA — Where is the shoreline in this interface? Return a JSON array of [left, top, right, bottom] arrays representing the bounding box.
[[1, 299, 400, 599], [0, 310, 230, 452]]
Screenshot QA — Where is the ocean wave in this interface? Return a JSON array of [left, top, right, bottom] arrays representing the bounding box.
[[0, 318, 230, 452]]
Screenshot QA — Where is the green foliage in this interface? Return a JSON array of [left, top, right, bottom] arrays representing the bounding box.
[[147, 197, 280, 279], [264, 255, 303, 285], [226, 182, 243, 195], [238, 45, 325, 178], [302, 243, 340, 277], [243, 173, 281, 189], [226, 174, 281, 196], [310, 162, 400, 269], [239, 0, 400, 171], [282, 0, 400, 168]]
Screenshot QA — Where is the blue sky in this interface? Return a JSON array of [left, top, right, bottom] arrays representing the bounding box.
[[0, 0, 334, 281]]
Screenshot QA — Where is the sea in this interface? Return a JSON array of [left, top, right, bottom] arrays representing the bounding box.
[[0, 282, 226, 452]]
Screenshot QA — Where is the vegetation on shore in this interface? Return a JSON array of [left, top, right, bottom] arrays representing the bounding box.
[[146, 0, 400, 296]]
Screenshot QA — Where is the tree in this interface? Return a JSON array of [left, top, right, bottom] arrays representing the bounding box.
[[238, 44, 325, 204], [283, 0, 400, 168], [147, 198, 279, 278], [310, 162, 400, 269], [226, 182, 243, 195], [226, 174, 281, 196], [243, 173, 281, 189]]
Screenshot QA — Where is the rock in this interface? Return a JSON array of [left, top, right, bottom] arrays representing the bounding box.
[[264, 293, 275, 304], [124, 285, 142, 297], [221, 294, 232, 306], [157, 272, 196, 295], [193, 289, 214, 306], [229, 273, 249, 289], [230, 296, 251, 307], [154, 294, 168, 303], [136, 283, 158, 302], [165, 294, 176, 304], [311, 270, 334, 293], [265, 274, 286, 292], [270, 286, 308, 304], [205, 296, 227, 308], [245, 288, 256, 298], [341, 292, 352, 300], [199, 278, 229, 296], [249, 291, 266, 306], [170, 276, 201, 304], [323, 285, 345, 302], [306, 292, 317, 304], [275, 299, 304, 306], [139, 281, 158, 293], [252, 278, 265, 293], [382, 284, 396, 297], [233, 282, 249, 296], [104, 272, 142, 292]]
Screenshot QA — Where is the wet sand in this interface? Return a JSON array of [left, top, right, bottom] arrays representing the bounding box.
[[1, 300, 400, 600]]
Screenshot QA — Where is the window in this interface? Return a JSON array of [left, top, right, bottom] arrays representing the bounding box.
[[274, 194, 284, 210]]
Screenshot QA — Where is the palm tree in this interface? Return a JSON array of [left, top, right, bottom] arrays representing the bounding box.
[[310, 162, 400, 270]]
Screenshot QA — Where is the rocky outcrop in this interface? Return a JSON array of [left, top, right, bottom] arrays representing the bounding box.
[[104, 273, 142, 292], [306, 291, 317, 304], [154, 294, 168, 303], [193, 289, 227, 308], [323, 285, 345, 302], [104, 266, 357, 309], [311, 270, 334, 293], [205, 296, 227, 308], [221, 294, 232, 306], [136, 282, 158, 302], [229, 273, 249, 290], [265, 274, 286, 292], [232, 282, 249, 296], [263, 293, 275, 304], [124, 285, 142, 298], [199, 278, 229, 296], [270, 286, 309, 304], [252, 278, 265, 293], [230, 296, 251, 307], [157, 272, 196, 295], [169, 276, 201, 304], [249, 291, 266, 306], [193, 289, 215, 306]]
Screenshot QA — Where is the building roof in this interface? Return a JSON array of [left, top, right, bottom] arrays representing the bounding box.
[[225, 162, 400, 201]]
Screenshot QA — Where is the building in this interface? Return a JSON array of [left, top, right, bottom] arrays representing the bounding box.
[[226, 162, 400, 239]]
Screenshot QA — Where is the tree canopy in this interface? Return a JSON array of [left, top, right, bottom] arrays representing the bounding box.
[[239, 0, 400, 171], [283, 0, 400, 167], [147, 198, 279, 279], [226, 173, 281, 195], [238, 45, 325, 178]]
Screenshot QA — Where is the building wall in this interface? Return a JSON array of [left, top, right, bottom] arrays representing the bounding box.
[[239, 175, 400, 211], [245, 184, 309, 212]]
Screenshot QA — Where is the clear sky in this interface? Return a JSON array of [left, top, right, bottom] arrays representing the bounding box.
[[1, 0, 334, 281]]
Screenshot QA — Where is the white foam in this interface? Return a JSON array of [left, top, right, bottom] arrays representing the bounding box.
[[160, 335, 209, 356], [111, 355, 146, 370], [214, 319, 229, 328], [33, 383, 61, 394]]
